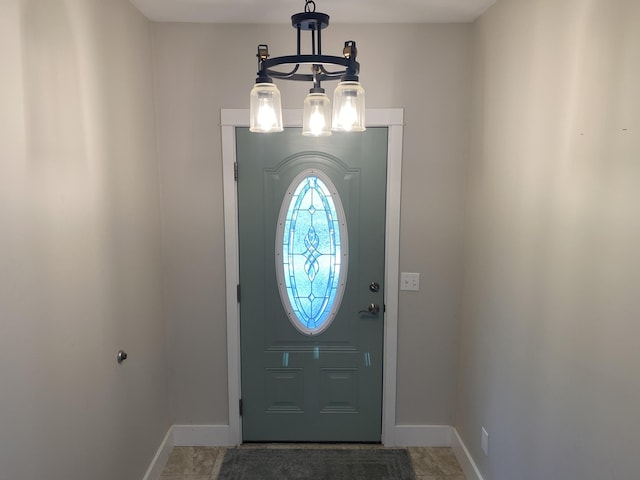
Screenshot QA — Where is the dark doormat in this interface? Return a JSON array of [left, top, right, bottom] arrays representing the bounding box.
[[217, 447, 416, 480]]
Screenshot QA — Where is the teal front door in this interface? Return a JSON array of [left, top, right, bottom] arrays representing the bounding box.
[[237, 127, 388, 442]]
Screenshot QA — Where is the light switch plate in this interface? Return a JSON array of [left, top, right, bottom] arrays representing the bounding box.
[[400, 272, 420, 291]]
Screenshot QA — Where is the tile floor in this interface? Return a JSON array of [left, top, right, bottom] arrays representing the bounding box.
[[159, 444, 466, 480]]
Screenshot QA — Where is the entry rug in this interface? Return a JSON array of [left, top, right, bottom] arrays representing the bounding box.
[[217, 447, 416, 480]]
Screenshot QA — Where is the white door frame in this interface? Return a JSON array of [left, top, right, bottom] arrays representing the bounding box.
[[221, 108, 404, 445]]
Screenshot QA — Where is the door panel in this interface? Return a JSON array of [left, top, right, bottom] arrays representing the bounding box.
[[237, 127, 388, 442]]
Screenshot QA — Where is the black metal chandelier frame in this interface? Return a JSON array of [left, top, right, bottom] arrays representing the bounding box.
[[255, 0, 361, 89]]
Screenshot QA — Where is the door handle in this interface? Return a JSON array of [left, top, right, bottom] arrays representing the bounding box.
[[359, 303, 380, 315]]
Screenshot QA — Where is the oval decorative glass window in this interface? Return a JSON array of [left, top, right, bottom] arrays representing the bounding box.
[[275, 169, 348, 336]]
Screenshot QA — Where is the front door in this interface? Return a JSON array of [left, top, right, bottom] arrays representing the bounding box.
[[237, 127, 388, 442]]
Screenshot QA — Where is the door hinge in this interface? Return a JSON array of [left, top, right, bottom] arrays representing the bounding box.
[[234, 162, 239, 181], [237, 284, 241, 303], [239, 398, 243, 416]]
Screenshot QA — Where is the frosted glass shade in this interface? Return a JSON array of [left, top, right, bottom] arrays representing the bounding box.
[[332, 81, 366, 132], [250, 83, 283, 133], [302, 92, 332, 137]]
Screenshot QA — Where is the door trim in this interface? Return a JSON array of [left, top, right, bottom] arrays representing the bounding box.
[[221, 108, 404, 445]]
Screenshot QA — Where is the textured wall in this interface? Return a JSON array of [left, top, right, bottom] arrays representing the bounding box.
[[457, 0, 640, 478], [0, 1, 169, 478], [151, 23, 472, 426]]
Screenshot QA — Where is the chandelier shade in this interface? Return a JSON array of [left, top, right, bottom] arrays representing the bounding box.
[[332, 81, 366, 132], [249, 0, 365, 135], [302, 90, 331, 136], [249, 83, 284, 133]]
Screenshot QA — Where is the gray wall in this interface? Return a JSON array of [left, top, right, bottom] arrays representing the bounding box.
[[0, 1, 170, 479], [151, 23, 472, 425], [457, 0, 640, 478]]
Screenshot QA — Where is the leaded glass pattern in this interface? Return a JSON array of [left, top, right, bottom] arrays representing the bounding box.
[[276, 170, 348, 335]]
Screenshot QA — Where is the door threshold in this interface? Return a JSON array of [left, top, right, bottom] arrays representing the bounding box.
[[239, 442, 385, 448]]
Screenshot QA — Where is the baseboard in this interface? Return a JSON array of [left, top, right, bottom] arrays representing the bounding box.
[[142, 427, 174, 480], [144, 423, 479, 480], [169, 423, 451, 448], [451, 428, 485, 480], [172, 424, 238, 446], [384, 425, 453, 447]]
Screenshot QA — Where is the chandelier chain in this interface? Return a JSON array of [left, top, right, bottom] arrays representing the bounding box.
[[305, 0, 316, 13]]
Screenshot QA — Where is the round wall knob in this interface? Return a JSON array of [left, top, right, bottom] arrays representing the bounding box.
[[117, 350, 128, 364]]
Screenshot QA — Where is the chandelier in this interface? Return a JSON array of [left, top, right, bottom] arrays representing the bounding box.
[[249, 0, 366, 136]]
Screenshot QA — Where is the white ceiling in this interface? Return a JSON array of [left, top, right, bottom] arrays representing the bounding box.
[[129, 0, 496, 24]]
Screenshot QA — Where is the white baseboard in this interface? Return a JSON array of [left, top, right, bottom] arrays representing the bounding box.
[[172, 424, 238, 446], [143, 423, 483, 480], [142, 427, 174, 480], [451, 428, 484, 480], [384, 425, 453, 447]]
